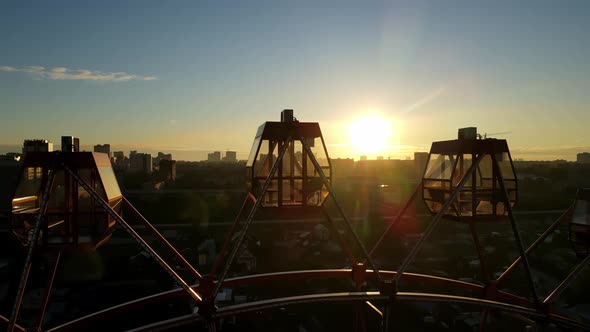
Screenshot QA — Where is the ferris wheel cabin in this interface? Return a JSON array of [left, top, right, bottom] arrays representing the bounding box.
[[245, 110, 332, 213], [10, 150, 122, 251], [422, 127, 517, 222]]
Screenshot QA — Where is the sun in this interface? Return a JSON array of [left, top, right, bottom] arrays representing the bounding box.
[[348, 114, 393, 157]]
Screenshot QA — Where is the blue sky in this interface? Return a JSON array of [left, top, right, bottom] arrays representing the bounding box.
[[1, 1, 589, 160]]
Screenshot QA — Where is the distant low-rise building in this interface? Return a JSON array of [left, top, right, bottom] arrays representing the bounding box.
[[112, 151, 129, 171], [208, 151, 221, 162], [22, 139, 53, 180], [62, 136, 80, 152], [130, 152, 152, 174], [94, 144, 111, 157], [159, 159, 177, 182], [577, 152, 590, 164], [0, 153, 21, 162], [23, 139, 53, 155], [223, 151, 237, 162]]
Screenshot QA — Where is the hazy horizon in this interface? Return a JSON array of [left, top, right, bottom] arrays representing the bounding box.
[[1, 140, 588, 162]]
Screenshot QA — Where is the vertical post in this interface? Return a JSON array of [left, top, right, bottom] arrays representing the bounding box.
[[491, 153, 539, 303], [468, 151, 492, 282], [469, 222, 491, 282], [301, 138, 383, 283], [289, 139, 295, 202], [479, 309, 489, 331], [277, 141, 283, 207], [382, 303, 390, 332], [394, 154, 484, 287], [9, 168, 56, 331], [302, 140, 308, 205]]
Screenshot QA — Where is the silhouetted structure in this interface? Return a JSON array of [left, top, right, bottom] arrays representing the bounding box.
[[93, 143, 111, 157], [223, 151, 237, 162], [570, 188, 590, 257], [577, 152, 590, 164], [10, 152, 121, 250], [207, 151, 221, 162], [159, 159, 176, 182], [423, 129, 517, 222], [61, 136, 80, 153], [22, 139, 53, 156], [129, 151, 152, 174], [246, 109, 331, 208]]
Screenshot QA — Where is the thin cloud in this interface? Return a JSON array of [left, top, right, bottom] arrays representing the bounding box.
[[399, 86, 446, 114], [0, 65, 157, 82]]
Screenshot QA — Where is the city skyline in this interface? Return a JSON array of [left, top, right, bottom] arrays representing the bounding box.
[[1, 1, 590, 161]]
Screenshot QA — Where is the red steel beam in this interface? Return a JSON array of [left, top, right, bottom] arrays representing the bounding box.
[[36, 250, 62, 330], [496, 203, 574, 286], [210, 193, 256, 276], [124, 291, 590, 332], [367, 181, 422, 259], [48, 269, 534, 332], [122, 197, 203, 281], [0, 315, 25, 332]]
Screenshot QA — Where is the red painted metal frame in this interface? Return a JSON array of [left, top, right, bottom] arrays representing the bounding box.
[[122, 197, 203, 281], [496, 203, 575, 286], [210, 193, 256, 276], [5, 136, 590, 332], [24, 165, 590, 332], [63, 165, 203, 304], [0, 315, 25, 332], [35, 250, 62, 330], [48, 268, 553, 331], [8, 168, 56, 332], [394, 154, 485, 288], [118, 291, 590, 332]]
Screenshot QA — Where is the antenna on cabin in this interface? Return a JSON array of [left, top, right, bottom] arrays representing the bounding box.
[[458, 127, 512, 140], [477, 131, 512, 139]]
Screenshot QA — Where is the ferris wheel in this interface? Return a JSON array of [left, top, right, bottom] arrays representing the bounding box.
[[1, 111, 589, 331]]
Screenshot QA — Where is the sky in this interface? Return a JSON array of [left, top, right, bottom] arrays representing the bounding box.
[[1, 1, 589, 161]]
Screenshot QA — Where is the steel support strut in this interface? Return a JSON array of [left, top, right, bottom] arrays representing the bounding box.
[[300, 138, 383, 283], [496, 203, 574, 286], [544, 248, 590, 305], [394, 154, 485, 288], [322, 210, 358, 265], [122, 197, 203, 281], [491, 154, 539, 303], [211, 193, 256, 276], [8, 167, 56, 331], [211, 136, 293, 299], [367, 181, 423, 259], [63, 165, 203, 304], [35, 250, 62, 330]]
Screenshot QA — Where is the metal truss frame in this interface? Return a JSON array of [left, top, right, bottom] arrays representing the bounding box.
[[3, 141, 590, 331]]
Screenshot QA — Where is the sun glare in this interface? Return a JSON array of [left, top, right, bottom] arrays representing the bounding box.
[[348, 115, 393, 157]]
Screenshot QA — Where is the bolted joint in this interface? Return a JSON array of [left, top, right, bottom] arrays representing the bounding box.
[[351, 263, 367, 291], [196, 300, 218, 320], [196, 276, 217, 300], [379, 279, 397, 302], [483, 281, 498, 300], [533, 300, 549, 314]]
